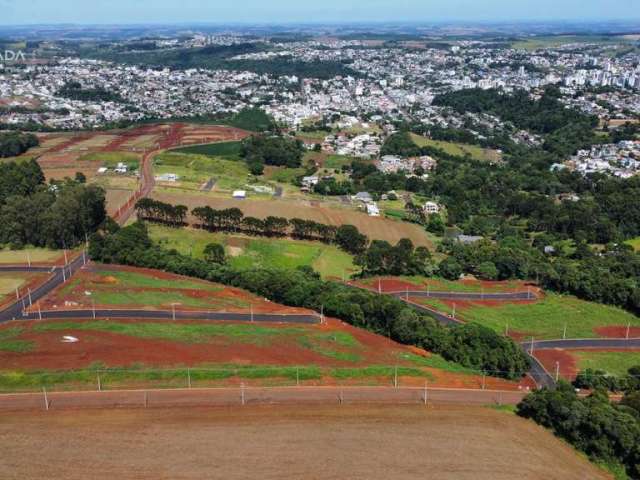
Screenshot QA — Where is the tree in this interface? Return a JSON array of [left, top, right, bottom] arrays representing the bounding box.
[[335, 224, 368, 255], [203, 243, 226, 264], [477, 261, 498, 280], [438, 257, 463, 280]]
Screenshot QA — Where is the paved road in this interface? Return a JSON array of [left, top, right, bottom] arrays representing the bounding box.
[[390, 290, 537, 301], [0, 385, 527, 411], [0, 265, 58, 273], [525, 338, 640, 350], [18, 308, 320, 324], [0, 254, 87, 324]]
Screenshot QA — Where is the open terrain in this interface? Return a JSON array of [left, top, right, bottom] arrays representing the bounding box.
[[412, 292, 640, 340], [151, 191, 434, 247], [149, 224, 356, 279], [38, 264, 305, 314], [0, 405, 609, 480], [0, 247, 63, 265], [357, 276, 533, 293], [411, 133, 502, 163], [535, 349, 640, 380]]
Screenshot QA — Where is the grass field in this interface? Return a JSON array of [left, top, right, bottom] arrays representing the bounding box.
[[324, 154, 357, 170], [416, 293, 640, 340], [0, 247, 61, 264], [511, 35, 621, 51], [171, 141, 242, 159], [0, 327, 33, 353], [79, 151, 140, 167], [410, 134, 501, 163], [574, 351, 640, 377], [148, 225, 356, 279], [625, 237, 640, 251]]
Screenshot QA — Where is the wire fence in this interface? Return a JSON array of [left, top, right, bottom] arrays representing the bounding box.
[[0, 365, 530, 395]]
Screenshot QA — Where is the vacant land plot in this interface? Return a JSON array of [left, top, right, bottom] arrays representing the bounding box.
[[39, 264, 305, 314], [0, 247, 62, 265], [414, 293, 640, 340], [149, 225, 356, 279], [151, 191, 434, 248], [574, 350, 640, 377], [0, 406, 608, 480], [358, 276, 531, 293], [411, 134, 502, 162], [0, 273, 48, 304], [171, 140, 242, 159]]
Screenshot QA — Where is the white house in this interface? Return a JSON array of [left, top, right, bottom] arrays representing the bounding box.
[[366, 203, 380, 217], [423, 201, 440, 214], [232, 190, 246, 199]]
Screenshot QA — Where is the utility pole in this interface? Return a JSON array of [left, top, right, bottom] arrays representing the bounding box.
[[250, 304, 254, 323], [187, 368, 191, 389], [405, 286, 409, 301], [92, 299, 96, 320], [62, 266, 66, 283], [241, 382, 245, 406], [530, 337, 535, 355], [63, 249, 68, 266], [15, 287, 19, 301], [626, 322, 632, 340], [423, 380, 428, 405], [394, 365, 398, 388], [563, 323, 567, 340], [27, 288, 32, 307], [555, 362, 560, 382], [320, 304, 324, 324], [452, 303, 456, 318], [38, 304, 42, 321], [171, 303, 177, 321], [378, 277, 382, 294], [26, 251, 31, 267], [42, 387, 49, 411]]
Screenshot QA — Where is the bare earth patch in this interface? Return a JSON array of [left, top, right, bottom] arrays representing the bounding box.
[[0, 405, 608, 480]]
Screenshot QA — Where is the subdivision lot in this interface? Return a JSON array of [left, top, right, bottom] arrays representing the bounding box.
[[412, 293, 640, 340], [357, 276, 532, 293], [535, 348, 640, 380], [0, 405, 608, 480], [149, 224, 356, 279], [0, 247, 62, 265], [151, 191, 434, 247], [38, 264, 305, 314]]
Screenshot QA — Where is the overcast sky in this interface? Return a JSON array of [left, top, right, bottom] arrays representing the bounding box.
[[0, 0, 638, 25]]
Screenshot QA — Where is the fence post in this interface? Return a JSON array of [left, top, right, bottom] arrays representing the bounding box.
[[423, 380, 428, 405], [42, 387, 49, 411], [241, 382, 245, 406], [394, 365, 398, 388]]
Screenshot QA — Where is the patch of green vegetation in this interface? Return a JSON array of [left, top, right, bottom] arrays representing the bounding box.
[[263, 166, 306, 183], [399, 352, 480, 375], [330, 366, 433, 380], [0, 327, 33, 353], [486, 404, 517, 414], [574, 351, 640, 377], [441, 293, 640, 340], [299, 331, 362, 363], [0, 246, 61, 264], [34, 321, 303, 345], [625, 237, 640, 252], [79, 151, 140, 168], [171, 141, 242, 159], [410, 133, 500, 162], [510, 35, 620, 51], [149, 225, 355, 279], [324, 154, 357, 170], [95, 268, 221, 291]]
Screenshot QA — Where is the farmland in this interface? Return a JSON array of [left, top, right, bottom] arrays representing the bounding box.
[[150, 191, 434, 248], [412, 293, 640, 340], [410, 133, 502, 163], [148, 224, 356, 279], [0, 406, 609, 480]]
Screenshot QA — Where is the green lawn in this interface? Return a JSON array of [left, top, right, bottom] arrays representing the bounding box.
[[149, 225, 356, 279], [0, 247, 61, 264], [574, 351, 640, 377], [419, 293, 640, 340], [324, 154, 357, 170], [410, 134, 501, 162]]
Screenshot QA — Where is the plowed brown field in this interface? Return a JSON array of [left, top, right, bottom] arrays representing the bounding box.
[[0, 405, 609, 480]]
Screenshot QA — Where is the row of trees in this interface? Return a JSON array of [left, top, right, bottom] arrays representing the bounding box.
[[135, 198, 187, 227], [574, 366, 640, 394], [356, 239, 435, 277], [88, 222, 530, 380], [0, 132, 39, 158], [518, 382, 640, 479]]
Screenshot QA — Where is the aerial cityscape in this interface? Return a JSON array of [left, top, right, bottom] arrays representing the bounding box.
[[0, 1, 639, 479]]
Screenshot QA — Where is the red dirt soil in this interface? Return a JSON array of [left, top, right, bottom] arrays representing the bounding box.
[[36, 264, 311, 315], [595, 326, 640, 339], [354, 277, 541, 295], [533, 349, 578, 381]]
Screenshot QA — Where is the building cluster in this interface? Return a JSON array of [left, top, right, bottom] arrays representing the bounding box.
[[567, 140, 640, 178]]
